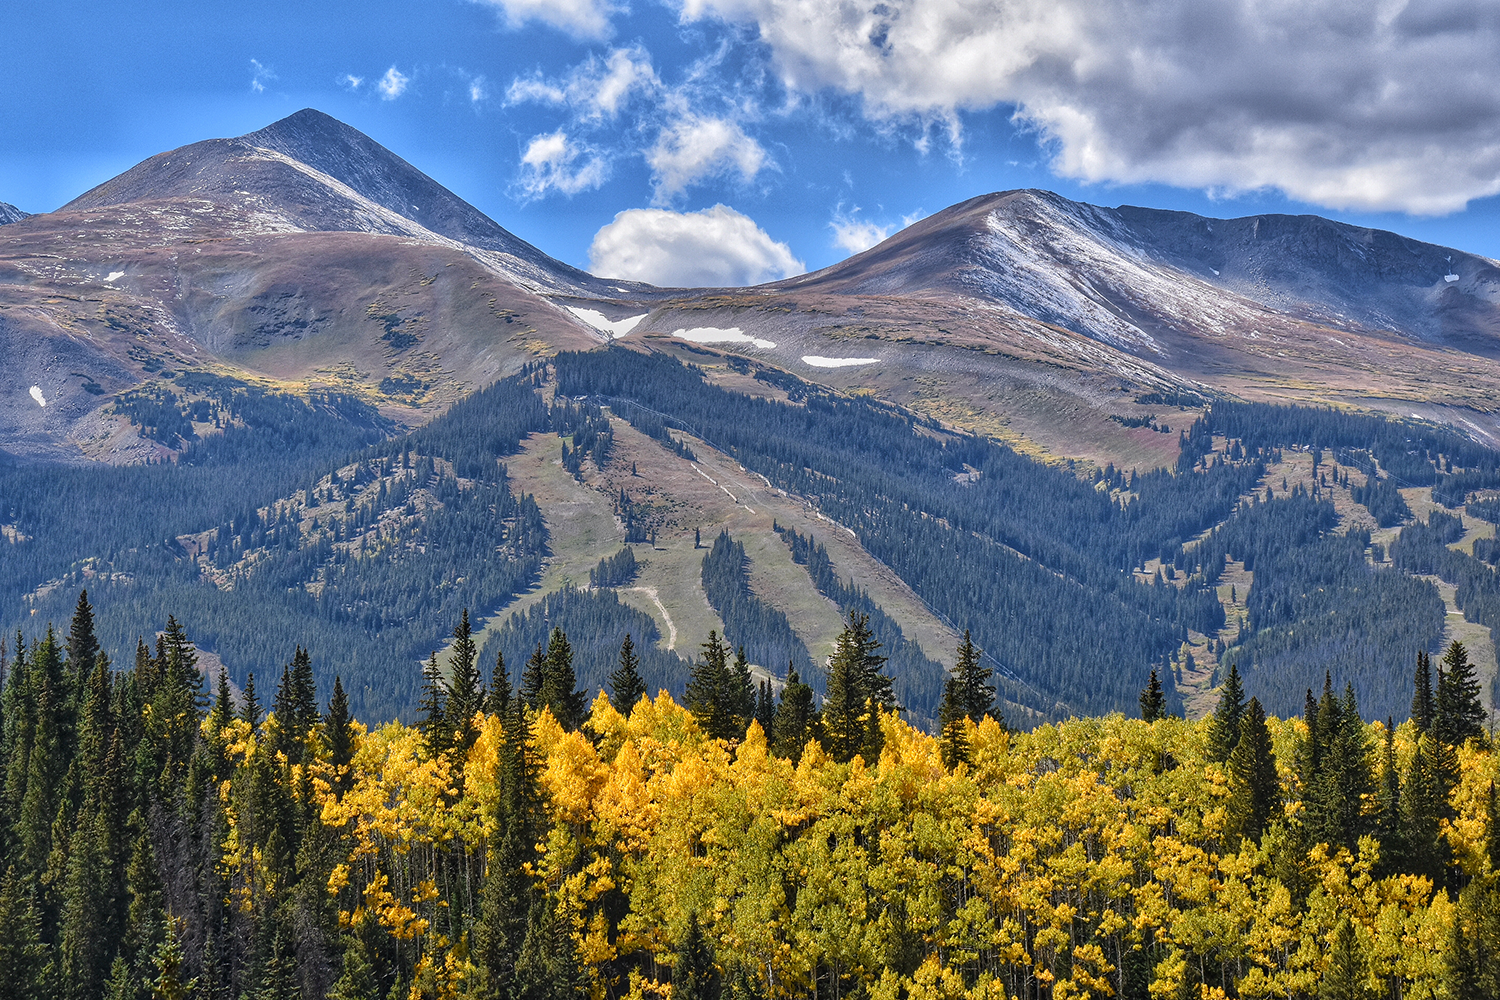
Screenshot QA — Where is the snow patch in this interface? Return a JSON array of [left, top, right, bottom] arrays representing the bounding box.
[[566, 306, 646, 338], [29, 386, 46, 407], [671, 326, 775, 349], [104, 271, 125, 283], [802, 356, 879, 368], [1445, 273, 1460, 283]]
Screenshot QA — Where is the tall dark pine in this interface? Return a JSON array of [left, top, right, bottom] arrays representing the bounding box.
[[489, 652, 511, 717], [953, 630, 995, 723], [1412, 650, 1435, 733], [771, 667, 818, 763], [1226, 698, 1280, 844], [822, 611, 892, 763], [938, 675, 970, 770], [418, 652, 452, 757], [672, 912, 719, 1000], [608, 634, 646, 716], [754, 681, 775, 740], [541, 628, 586, 731], [730, 647, 755, 734], [240, 671, 262, 729], [1435, 641, 1486, 746], [447, 609, 485, 752], [325, 677, 355, 795], [1139, 668, 1166, 723], [686, 632, 735, 741], [66, 590, 100, 691], [521, 643, 547, 712], [1206, 664, 1247, 762]]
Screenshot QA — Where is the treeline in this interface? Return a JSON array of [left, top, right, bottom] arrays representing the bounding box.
[[554, 349, 1239, 717], [775, 523, 970, 727], [3, 370, 555, 722], [3, 598, 1498, 1000], [698, 531, 814, 686]]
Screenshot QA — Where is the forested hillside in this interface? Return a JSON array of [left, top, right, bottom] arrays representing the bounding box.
[[2, 598, 1498, 1000], [6, 346, 1500, 725]]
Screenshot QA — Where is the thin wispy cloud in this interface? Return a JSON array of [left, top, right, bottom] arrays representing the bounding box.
[[377, 66, 410, 101], [507, 46, 658, 120], [340, 74, 364, 91], [468, 0, 621, 41], [249, 59, 276, 94]]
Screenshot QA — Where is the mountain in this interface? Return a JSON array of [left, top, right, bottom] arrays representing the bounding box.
[[0, 201, 28, 225], [0, 110, 613, 464], [6, 111, 1500, 730]]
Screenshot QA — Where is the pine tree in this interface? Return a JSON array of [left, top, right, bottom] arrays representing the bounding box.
[[520, 643, 547, 712], [821, 611, 892, 763], [66, 590, 99, 695], [541, 628, 586, 731], [1412, 649, 1435, 732], [672, 912, 719, 1000], [0, 866, 51, 1000], [771, 667, 817, 763], [240, 671, 262, 729], [515, 894, 588, 1000], [418, 652, 451, 757], [1319, 917, 1370, 1000], [686, 632, 735, 741], [489, 652, 511, 717], [754, 681, 775, 740], [325, 677, 354, 796], [1305, 682, 1375, 852], [1487, 780, 1500, 873], [953, 630, 994, 722], [149, 916, 196, 1000], [1139, 668, 1166, 723], [1375, 721, 1405, 875], [607, 634, 646, 716], [1226, 697, 1280, 844], [1435, 641, 1486, 746], [1399, 734, 1448, 884], [327, 934, 378, 1000], [447, 609, 484, 752], [730, 647, 755, 735], [477, 698, 544, 1000], [938, 675, 970, 770], [1205, 663, 1246, 762]]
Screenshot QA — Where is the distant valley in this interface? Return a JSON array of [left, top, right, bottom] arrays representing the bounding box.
[[3, 110, 1500, 728]]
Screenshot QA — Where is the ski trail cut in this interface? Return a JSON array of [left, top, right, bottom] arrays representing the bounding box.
[[626, 586, 677, 651]]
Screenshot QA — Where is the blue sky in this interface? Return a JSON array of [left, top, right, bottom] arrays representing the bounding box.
[[5, 0, 1500, 284]]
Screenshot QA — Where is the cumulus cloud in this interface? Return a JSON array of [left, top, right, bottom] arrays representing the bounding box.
[[377, 66, 410, 100], [517, 131, 611, 198], [647, 116, 769, 204], [469, 0, 620, 40], [830, 214, 892, 255], [507, 46, 658, 119], [680, 0, 1500, 214], [468, 75, 489, 103], [588, 204, 804, 286], [340, 73, 364, 91]]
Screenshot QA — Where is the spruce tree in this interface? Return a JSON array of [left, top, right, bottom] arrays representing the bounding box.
[[938, 675, 971, 770], [418, 652, 451, 757], [325, 677, 354, 795], [476, 698, 543, 999], [520, 644, 547, 713], [1206, 663, 1247, 763], [771, 668, 817, 763], [1399, 734, 1448, 884], [822, 611, 892, 763], [730, 647, 755, 734], [240, 671, 262, 729], [672, 912, 719, 1000], [0, 866, 51, 1000], [686, 632, 734, 741], [607, 634, 646, 716], [1319, 917, 1370, 1000], [1412, 650, 1435, 733], [66, 590, 99, 695], [1226, 697, 1279, 844], [953, 630, 994, 722], [754, 681, 775, 740], [1139, 668, 1166, 723], [447, 609, 485, 752], [1435, 641, 1486, 746], [489, 652, 511, 716], [1487, 780, 1500, 873], [541, 628, 586, 731]]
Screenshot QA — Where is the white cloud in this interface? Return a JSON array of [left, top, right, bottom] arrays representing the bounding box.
[[680, 0, 1500, 214], [469, 0, 620, 40], [340, 73, 364, 91], [588, 204, 804, 286], [647, 116, 768, 204], [469, 76, 489, 103], [517, 131, 610, 198], [507, 46, 658, 119], [249, 59, 276, 94], [830, 213, 892, 255], [378, 66, 410, 101]]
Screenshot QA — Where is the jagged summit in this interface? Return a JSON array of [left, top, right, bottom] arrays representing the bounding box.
[[62, 109, 628, 295], [0, 201, 29, 225]]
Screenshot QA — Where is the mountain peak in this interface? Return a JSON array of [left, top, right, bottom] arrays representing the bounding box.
[[0, 201, 29, 225]]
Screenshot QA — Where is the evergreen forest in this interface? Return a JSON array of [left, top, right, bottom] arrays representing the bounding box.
[[2, 594, 1498, 1000]]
